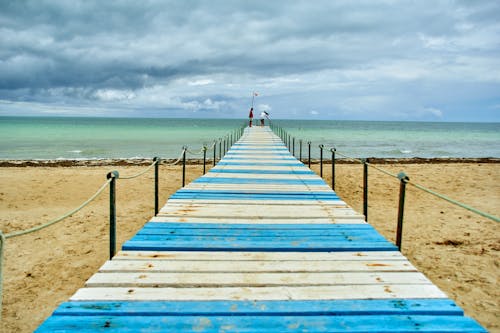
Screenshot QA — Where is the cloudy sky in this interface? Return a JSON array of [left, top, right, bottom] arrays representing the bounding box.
[[1, 1, 499, 121]]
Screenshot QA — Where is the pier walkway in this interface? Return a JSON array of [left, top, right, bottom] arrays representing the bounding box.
[[36, 127, 485, 332]]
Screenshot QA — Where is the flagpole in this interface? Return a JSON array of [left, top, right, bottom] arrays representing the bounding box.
[[251, 92, 255, 109]]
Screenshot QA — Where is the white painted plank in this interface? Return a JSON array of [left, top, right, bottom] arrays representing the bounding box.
[[113, 251, 405, 261], [183, 185, 333, 192], [99, 259, 417, 273], [85, 271, 432, 287], [71, 284, 447, 301], [158, 204, 362, 219], [149, 216, 366, 224], [201, 173, 320, 180]]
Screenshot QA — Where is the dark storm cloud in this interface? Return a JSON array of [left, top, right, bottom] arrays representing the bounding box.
[[0, 0, 499, 120]]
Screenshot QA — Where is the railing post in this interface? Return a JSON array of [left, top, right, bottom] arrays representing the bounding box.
[[213, 141, 216, 166], [203, 146, 207, 174], [362, 158, 369, 222], [319, 144, 324, 177], [219, 139, 222, 160], [0, 231, 5, 322], [182, 146, 186, 187], [308, 141, 311, 168], [153, 157, 159, 215], [292, 137, 295, 156], [107, 171, 119, 259], [396, 172, 410, 251], [299, 140, 303, 162], [330, 148, 336, 190]]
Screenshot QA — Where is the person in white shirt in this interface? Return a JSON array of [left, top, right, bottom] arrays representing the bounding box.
[[259, 111, 270, 126]]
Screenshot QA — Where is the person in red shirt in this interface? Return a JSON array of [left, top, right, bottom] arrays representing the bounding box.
[[248, 107, 254, 127]]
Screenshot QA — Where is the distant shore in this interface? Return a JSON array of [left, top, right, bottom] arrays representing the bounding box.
[[0, 157, 499, 167]]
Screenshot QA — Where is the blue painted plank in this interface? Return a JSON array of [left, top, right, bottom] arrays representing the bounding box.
[[169, 195, 341, 201], [209, 169, 314, 175], [221, 157, 297, 160], [169, 195, 340, 201], [192, 178, 326, 185], [134, 228, 387, 240], [122, 240, 398, 252], [174, 188, 338, 199], [137, 227, 382, 238], [129, 234, 389, 244], [36, 315, 486, 332], [229, 146, 288, 152], [53, 299, 464, 316]]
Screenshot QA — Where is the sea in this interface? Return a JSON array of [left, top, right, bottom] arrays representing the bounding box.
[[1, 116, 499, 160]]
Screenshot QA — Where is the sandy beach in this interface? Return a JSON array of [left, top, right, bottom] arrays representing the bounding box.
[[0, 161, 498, 332]]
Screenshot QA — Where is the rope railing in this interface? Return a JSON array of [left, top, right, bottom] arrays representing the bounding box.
[[0, 124, 247, 322], [0, 177, 112, 321], [270, 123, 499, 252], [119, 158, 159, 180]]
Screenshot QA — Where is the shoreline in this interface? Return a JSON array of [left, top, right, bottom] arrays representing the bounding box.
[[0, 157, 499, 167]]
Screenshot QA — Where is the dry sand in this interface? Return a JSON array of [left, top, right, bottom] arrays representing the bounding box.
[[0, 162, 498, 332]]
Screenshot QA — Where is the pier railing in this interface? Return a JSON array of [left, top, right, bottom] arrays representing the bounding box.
[[0, 125, 245, 321], [270, 122, 500, 250]]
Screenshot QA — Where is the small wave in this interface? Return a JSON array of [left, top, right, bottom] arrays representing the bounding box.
[[400, 149, 412, 154], [67, 150, 83, 154]]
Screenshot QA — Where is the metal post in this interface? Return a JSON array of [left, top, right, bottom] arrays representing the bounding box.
[[153, 157, 159, 215], [182, 147, 186, 187], [107, 171, 119, 259], [363, 158, 369, 222], [299, 140, 303, 162], [292, 137, 295, 156], [213, 141, 216, 166], [203, 146, 207, 174], [219, 139, 222, 160], [319, 144, 324, 177], [331, 148, 336, 190], [308, 141, 311, 168], [223, 137, 226, 155], [396, 172, 410, 251], [0, 231, 5, 322]]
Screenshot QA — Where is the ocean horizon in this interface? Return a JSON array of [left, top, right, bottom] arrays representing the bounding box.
[[1, 116, 499, 160]]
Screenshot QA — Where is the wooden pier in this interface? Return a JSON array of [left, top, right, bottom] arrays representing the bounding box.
[[36, 127, 486, 332]]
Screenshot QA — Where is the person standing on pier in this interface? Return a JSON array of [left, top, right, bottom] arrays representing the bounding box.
[[248, 107, 254, 127], [260, 111, 269, 126]]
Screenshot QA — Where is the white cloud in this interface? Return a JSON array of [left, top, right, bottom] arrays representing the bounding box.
[[93, 89, 136, 101], [257, 104, 272, 112], [422, 107, 444, 118]]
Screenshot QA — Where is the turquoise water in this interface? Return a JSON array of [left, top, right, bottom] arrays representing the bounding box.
[[0, 117, 499, 159]]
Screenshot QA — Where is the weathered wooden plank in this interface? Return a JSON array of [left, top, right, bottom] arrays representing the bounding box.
[[191, 178, 327, 185], [202, 173, 318, 179], [113, 250, 406, 261], [209, 169, 315, 175], [34, 315, 488, 332], [70, 285, 448, 301], [121, 240, 397, 252], [184, 185, 333, 192], [53, 299, 465, 316], [149, 216, 366, 224], [132, 233, 385, 243], [99, 259, 416, 273], [85, 271, 432, 288]]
